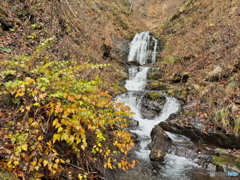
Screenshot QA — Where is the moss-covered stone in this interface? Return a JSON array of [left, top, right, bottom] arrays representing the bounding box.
[[148, 92, 161, 100], [213, 155, 240, 171]]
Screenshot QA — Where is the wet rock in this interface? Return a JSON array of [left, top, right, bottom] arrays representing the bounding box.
[[125, 116, 139, 128], [129, 119, 139, 127], [159, 117, 240, 149], [141, 92, 166, 119], [149, 125, 172, 161], [126, 60, 141, 66]]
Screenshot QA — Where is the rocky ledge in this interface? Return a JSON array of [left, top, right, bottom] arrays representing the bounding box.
[[159, 99, 240, 149]]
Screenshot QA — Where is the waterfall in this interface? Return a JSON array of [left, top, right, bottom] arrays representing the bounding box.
[[117, 32, 180, 158], [128, 31, 158, 65]]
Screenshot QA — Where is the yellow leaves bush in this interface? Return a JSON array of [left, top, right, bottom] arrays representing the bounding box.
[[0, 37, 135, 179]]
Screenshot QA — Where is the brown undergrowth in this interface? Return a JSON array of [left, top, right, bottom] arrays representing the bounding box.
[[155, 0, 240, 134]]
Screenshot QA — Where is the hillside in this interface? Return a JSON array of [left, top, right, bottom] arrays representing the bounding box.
[[150, 0, 240, 135]]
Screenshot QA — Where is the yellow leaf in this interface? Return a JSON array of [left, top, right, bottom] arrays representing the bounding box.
[[38, 136, 43, 141], [15, 92, 25, 97], [31, 161, 37, 166], [53, 163, 58, 169], [53, 134, 61, 143], [78, 174, 83, 180], [33, 102, 41, 106], [26, 106, 31, 111], [43, 160, 48, 167], [52, 119, 59, 127], [60, 159, 65, 163], [31, 121, 39, 128], [13, 161, 19, 166], [22, 144, 28, 151], [117, 163, 122, 169], [51, 169, 57, 175]]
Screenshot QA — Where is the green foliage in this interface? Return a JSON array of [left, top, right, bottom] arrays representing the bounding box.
[[0, 46, 12, 53], [0, 37, 135, 179]]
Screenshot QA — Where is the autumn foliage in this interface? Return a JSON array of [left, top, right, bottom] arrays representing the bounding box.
[[0, 38, 136, 179]]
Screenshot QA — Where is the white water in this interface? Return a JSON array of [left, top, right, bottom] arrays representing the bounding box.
[[128, 31, 158, 65], [116, 31, 200, 179], [125, 66, 150, 91]]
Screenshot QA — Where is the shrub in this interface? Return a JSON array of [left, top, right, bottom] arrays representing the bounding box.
[[0, 37, 136, 179]]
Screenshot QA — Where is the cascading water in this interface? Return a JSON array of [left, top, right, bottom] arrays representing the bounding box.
[[128, 31, 158, 65], [116, 31, 204, 179]]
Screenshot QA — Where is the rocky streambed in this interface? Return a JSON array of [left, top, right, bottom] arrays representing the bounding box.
[[117, 95, 240, 179]]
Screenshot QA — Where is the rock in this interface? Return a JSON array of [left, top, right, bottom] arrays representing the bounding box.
[[125, 116, 139, 127], [149, 125, 172, 161], [141, 92, 166, 119], [127, 60, 141, 66], [205, 65, 223, 82], [148, 67, 163, 80], [159, 117, 240, 149], [129, 119, 139, 127]]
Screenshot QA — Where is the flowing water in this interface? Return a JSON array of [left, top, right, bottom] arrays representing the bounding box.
[[115, 32, 222, 180]]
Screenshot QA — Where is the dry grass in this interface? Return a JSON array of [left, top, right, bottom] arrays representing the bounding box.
[[157, 0, 240, 133]]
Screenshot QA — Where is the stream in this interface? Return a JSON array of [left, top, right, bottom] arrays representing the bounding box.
[[115, 32, 237, 180]]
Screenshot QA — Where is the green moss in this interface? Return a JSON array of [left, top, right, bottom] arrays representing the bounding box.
[[183, 110, 198, 116], [148, 92, 161, 100], [112, 83, 126, 94], [213, 155, 240, 170]]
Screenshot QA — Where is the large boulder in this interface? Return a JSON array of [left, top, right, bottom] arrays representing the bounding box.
[[141, 92, 167, 119], [159, 100, 240, 149], [149, 125, 172, 161]]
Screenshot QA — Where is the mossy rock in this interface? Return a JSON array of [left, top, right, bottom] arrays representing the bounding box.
[[213, 155, 240, 172], [148, 92, 161, 100], [148, 81, 167, 91], [166, 88, 189, 101]]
